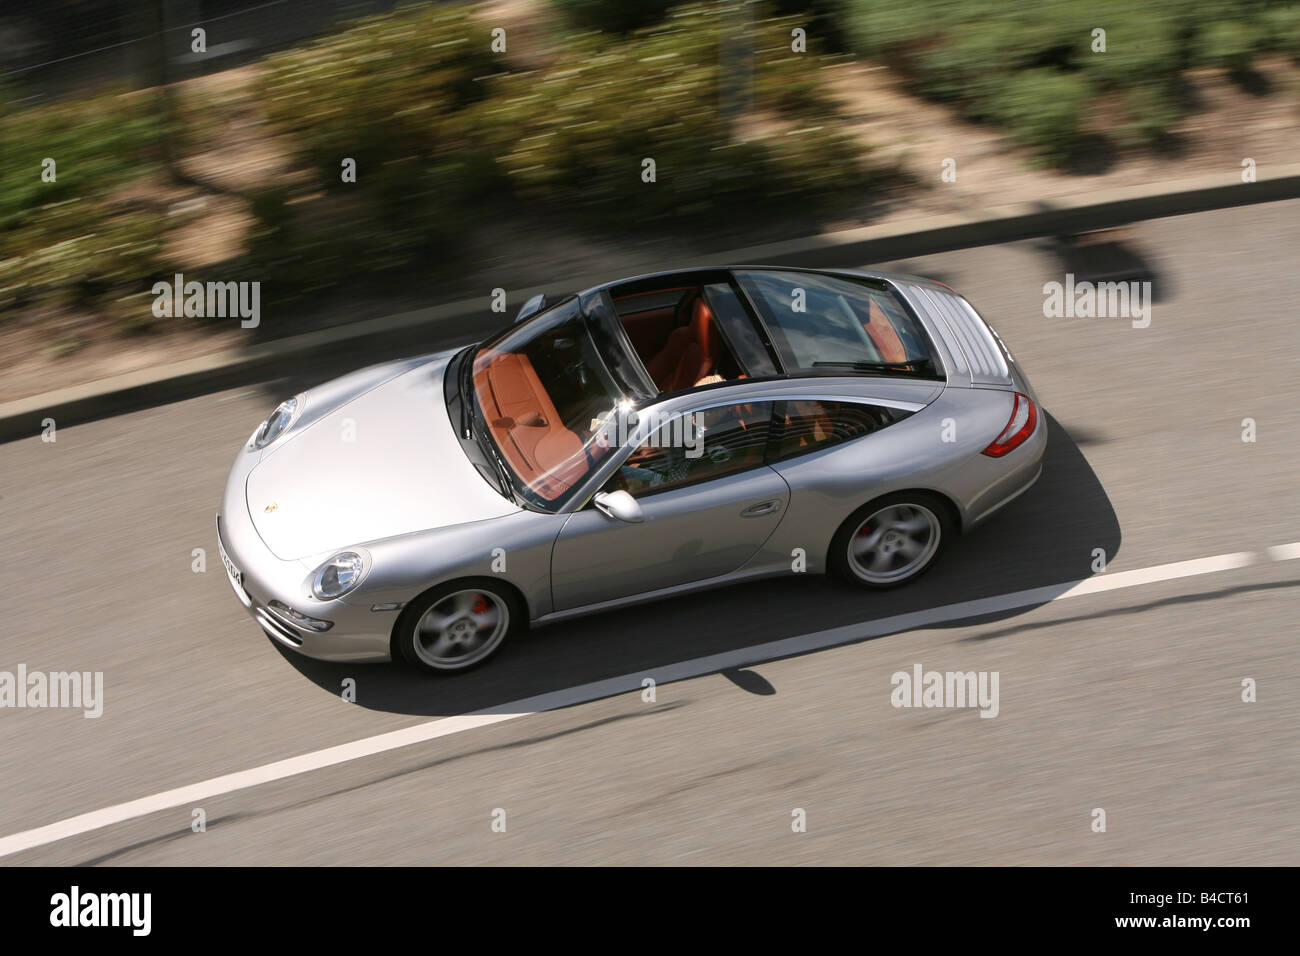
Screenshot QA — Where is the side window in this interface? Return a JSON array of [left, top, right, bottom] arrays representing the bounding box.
[[771, 399, 911, 461], [607, 402, 773, 497]]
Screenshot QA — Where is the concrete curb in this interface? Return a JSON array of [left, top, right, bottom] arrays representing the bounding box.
[[3, 166, 1298, 444]]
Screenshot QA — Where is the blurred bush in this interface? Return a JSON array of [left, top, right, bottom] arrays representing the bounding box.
[[1115, 80, 1184, 149], [9, 0, 1297, 333], [1194, 20, 1262, 73], [249, 4, 503, 294], [253, 1, 867, 295], [835, 0, 1293, 165], [474, 3, 865, 224], [0, 86, 172, 323], [7, 1, 873, 322], [257, 6, 497, 183], [986, 69, 1089, 165], [1263, 6, 1300, 61]]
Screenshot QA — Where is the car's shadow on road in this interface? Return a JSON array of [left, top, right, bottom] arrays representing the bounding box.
[[274, 412, 1118, 716]]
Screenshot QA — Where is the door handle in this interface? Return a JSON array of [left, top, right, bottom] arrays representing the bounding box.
[[740, 499, 781, 518]]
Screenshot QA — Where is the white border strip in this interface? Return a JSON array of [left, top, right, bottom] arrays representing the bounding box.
[[0, 543, 1293, 860]]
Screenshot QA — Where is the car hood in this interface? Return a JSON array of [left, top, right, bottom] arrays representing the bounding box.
[[247, 353, 519, 561]]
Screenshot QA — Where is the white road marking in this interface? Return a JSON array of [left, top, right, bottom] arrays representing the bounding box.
[[1266, 542, 1300, 562], [1, 542, 1296, 860]]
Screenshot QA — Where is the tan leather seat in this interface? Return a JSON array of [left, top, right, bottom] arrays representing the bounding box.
[[863, 299, 907, 363], [473, 350, 588, 501], [646, 296, 722, 392]]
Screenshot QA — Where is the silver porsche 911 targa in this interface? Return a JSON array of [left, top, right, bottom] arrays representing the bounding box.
[[217, 266, 1045, 673]]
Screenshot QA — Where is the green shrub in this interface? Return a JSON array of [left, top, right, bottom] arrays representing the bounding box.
[[1079, 7, 1185, 92], [1194, 20, 1262, 72], [0, 199, 168, 318], [0, 86, 172, 322], [832, 0, 1290, 164], [1115, 80, 1183, 148], [838, 0, 956, 55], [251, 5, 507, 294], [244, 155, 485, 299], [0, 87, 168, 232], [987, 69, 1089, 164], [474, 4, 866, 225], [1262, 6, 1300, 61], [836, 0, 1101, 155], [911, 25, 1024, 110], [257, 5, 499, 190]]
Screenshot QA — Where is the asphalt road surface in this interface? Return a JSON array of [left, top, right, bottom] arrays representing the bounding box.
[[1, 200, 1297, 865]]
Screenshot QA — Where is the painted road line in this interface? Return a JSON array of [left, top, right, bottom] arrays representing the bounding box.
[[0, 542, 1296, 859], [1266, 542, 1300, 562]]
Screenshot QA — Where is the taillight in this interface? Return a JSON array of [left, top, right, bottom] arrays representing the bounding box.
[[981, 392, 1037, 457]]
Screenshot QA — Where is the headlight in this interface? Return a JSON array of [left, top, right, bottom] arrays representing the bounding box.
[[252, 395, 303, 449], [311, 551, 367, 600]]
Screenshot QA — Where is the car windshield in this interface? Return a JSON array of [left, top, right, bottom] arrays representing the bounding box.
[[735, 270, 941, 378], [471, 297, 628, 509]]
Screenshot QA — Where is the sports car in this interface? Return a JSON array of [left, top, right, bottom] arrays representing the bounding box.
[[216, 266, 1045, 673]]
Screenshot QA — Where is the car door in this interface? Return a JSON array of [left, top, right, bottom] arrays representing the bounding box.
[[550, 401, 788, 610]]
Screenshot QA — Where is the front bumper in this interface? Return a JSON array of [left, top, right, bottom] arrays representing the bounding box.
[[216, 440, 394, 663]]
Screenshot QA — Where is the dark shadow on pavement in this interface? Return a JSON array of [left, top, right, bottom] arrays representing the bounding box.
[[721, 668, 778, 696], [1035, 229, 1169, 303]]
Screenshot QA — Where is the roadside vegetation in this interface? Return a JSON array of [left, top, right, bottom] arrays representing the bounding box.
[[248, 2, 866, 296], [834, 0, 1300, 164], [0, 86, 174, 327], [4, 0, 1298, 337], [3, 2, 867, 324]]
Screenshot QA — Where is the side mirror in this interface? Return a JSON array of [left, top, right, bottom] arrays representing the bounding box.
[[593, 490, 644, 524], [515, 293, 547, 323]]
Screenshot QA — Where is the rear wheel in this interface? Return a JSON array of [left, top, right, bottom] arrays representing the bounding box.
[[829, 492, 954, 589], [394, 579, 522, 674]]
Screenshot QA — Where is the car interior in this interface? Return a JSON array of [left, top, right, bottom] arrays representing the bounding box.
[[471, 299, 628, 504], [611, 400, 774, 496], [608, 397, 848, 496], [612, 285, 746, 394], [473, 347, 591, 502], [469, 277, 778, 505]]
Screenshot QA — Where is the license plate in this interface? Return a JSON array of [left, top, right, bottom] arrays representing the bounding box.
[[218, 537, 242, 589]]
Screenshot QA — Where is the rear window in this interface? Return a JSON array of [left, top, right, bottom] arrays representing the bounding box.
[[736, 270, 940, 379]]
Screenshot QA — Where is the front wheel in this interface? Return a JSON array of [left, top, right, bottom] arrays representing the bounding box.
[[394, 579, 522, 674], [829, 492, 954, 589]]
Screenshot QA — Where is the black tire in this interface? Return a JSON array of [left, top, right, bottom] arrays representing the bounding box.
[[828, 491, 955, 589], [393, 578, 523, 674]]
